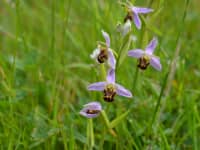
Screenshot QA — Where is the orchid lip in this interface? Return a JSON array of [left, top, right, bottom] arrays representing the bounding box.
[[103, 83, 116, 102], [138, 56, 150, 70], [97, 48, 108, 63]]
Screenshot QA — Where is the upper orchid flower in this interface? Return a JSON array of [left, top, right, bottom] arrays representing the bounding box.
[[128, 37, 162, 71], [124, 4, 153, 29], [90, 30, 116, 69], [87, 69, 132, 102], [80, 102, 102, 118]]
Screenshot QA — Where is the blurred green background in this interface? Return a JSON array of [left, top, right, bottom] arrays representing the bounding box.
[[0, 0, 200, 149]]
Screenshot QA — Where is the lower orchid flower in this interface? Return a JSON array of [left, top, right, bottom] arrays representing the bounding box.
[[128, 37, 162, 71], [87, 69, 132, 102], [80, 102, 102, 118]]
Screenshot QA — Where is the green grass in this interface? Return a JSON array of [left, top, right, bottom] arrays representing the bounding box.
[[0, 0, 200, 149]]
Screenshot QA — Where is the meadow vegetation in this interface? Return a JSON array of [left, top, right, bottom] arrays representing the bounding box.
[[0, 0, 200, 149]]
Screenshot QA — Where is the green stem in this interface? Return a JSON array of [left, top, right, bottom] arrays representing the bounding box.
[[175, 0, 190, 45], [116, 33, 132, 70], [100, 64, 106, 80], [51, 75, 59, 148], [132, 67, 139, 91], [50, 0, 57, 148], [87, 119, 94, 149], [101, 110, 110, 128], [90, 119, 94, 148], [148, 0, 154, 7], [149, 71, 169, 128], [60, 124, 68, 150], [12, 0, 20, 89], [51, 0, 55, 56]]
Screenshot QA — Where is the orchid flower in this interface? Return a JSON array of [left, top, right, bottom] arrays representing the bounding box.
[[123, 4, 153, 30], [87, 69, 132, 102], [80, 102, 102, 118], [117, 20, 132, 36], [128, 37, 162, 71], [90, 30, 116, 69]]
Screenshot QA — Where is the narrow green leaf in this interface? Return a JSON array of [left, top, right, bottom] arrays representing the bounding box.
[[117, 33, 132, 67], [101, 110, 110, 128], [158, 126, 170, 150], [109, 110, 130, 129], [141, 16, 163, 36]]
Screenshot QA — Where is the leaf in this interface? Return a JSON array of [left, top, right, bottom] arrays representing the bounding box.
[[141, 16, 163, 37], [74, 131, 87, 144], [109, 110, 130, 129], [101, 110, 110, 128], [117, 33, 132, 67]]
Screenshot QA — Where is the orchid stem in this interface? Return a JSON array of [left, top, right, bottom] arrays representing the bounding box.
[[101, 110, 110, 128], [132, 67, 139, 91], [149, 71, 169, 128], [90, 119, 94, 149], [101, 110, 117, 137], [116, 32, 131, 70], [87, 119, 94, 149], [99, 64, 113, 134], [100, 64, 106, 80]]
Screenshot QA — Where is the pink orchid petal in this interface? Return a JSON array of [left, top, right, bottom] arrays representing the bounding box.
[[128, 49, 144, 58], [133, 13, 141, 29], [132, 7, 153, 14], [87, 82, 106, 91], [107, 49, 116, 69], [145, 37, 158, 55], [150, 56, 162, 71], [106, 68, 115, 83], [116, 84, 133, 98], [102, 30, 110, 47]]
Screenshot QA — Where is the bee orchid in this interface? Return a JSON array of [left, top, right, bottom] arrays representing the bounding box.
[[90, 30, 116, 69], [80, 102, 102, 118], [128, 37, 162, 71], [87, 69, 132, 102], [123, 3, 153, 30]]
